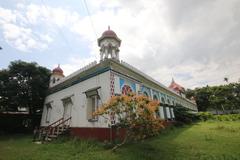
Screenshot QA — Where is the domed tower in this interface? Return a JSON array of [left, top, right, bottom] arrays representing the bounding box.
[[49, 64, 65, 87], [98, 26, 121, 61]]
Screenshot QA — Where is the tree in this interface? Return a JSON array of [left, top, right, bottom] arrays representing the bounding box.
[[94, 94, 164, 151], [224, 77, 229, 83], [195, 86, 212, 111], [185, 89, 195, 99], [185, 83, 240, 113], [0, 60, 51, 114]]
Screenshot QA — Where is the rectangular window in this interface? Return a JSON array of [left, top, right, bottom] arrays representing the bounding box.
[[62, 97, 73, 120], [84, 87, 101, 122], [45, 103, 52, 123], [87, 95, 99, 121]]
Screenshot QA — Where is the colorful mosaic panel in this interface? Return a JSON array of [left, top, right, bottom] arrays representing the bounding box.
[[120, 78, 136, 95]]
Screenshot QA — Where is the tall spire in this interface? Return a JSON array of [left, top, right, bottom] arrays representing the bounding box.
[[108, 25, 110, 30], [172, 77, 175, 83]]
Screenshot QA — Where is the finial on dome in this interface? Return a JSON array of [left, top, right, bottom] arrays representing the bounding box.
[[108, 25, 110, 30], [172, 77, 175, 83]]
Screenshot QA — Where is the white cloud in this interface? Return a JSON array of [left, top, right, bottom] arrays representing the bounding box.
[[0, 4, 83, 52], [0, 1, 240, 88], [68, 0, 240, 88], [40, 34, 53, 43], [0, 7, 17, 23], [56, 56, 96, 76], [1, 23, 48, 51]]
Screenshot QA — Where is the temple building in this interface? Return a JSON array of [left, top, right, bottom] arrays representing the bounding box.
[[40, 27, 197, 141]]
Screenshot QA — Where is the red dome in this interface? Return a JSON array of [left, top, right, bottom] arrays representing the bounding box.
[[102, 29, 117, 37], [52, 65, 63, 74], [98, 26, 121, 46]]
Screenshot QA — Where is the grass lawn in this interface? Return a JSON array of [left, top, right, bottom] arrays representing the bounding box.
[[0, 121, 240, 160]]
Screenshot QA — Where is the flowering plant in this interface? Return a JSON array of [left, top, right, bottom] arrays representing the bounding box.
[[94, 93, 164, 150]]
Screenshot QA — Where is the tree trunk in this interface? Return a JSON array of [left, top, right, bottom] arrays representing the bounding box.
[[111, 131, 129, 152], [221, 104, 225, 114]]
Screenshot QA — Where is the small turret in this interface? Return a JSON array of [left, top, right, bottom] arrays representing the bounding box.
[[49, 64, 64, 87], [98, 26, 121, 61]]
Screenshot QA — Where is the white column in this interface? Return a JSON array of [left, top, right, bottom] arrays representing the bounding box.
[[150, 89, 153, 99], [116, 51, 119, 60], [159, 106, 165, 119], [104, 46, 108, 59], [171, 108, 175, 119], [100, 51, 103, 61], [112, 48, 116, 59], [166, 107, 171, 119]]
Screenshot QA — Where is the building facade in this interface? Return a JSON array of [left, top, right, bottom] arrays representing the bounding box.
[[40, 27, 197, 140]]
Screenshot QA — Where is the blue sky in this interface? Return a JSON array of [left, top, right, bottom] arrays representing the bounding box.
[[0, 0, 92, 70], [1, 0, 240, 89]]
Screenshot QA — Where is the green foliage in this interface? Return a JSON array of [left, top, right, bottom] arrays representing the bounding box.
[[197, 112, 214, 121], [185, 83, 240, 112], [197, 112, 240, 121], [174, 105, 199, 124], [0, 121, 240, 160], [0, 60, 51, 114]]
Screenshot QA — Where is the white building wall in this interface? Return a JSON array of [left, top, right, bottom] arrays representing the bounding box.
[[114, 76, 121, 95], [41, 71, 111, 128]]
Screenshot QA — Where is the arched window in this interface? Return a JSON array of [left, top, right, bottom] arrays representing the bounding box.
[[52, 77, 56, 84], [143, 91, 149, 97], [153, 95, 160, 117], [107, 43, 113, 56], [167, 99, 170, 104], [153, 95, 158, 101], [161, 97, 165, 104]]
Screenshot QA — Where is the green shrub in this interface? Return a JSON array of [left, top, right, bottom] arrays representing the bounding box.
[[197, 112, 214, 121], [174, 105, 199, 124], [197, 112, 240, 121]]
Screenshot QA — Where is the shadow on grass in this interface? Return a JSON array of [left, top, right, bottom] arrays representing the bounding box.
[[113, 123, 240, 160], [0, 133, 32, 142], [1, 122, 240, 160], [113, 125, 193, 160]]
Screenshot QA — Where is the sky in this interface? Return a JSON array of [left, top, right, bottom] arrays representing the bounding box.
[[0, 0, 240, 89]]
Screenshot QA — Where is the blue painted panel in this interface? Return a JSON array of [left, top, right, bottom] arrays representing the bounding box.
[[119, 78, 136, 93]]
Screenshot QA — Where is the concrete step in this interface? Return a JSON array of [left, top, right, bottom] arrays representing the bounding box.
[[45, 137, 52, 142], [48, 135, 57, 138]]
